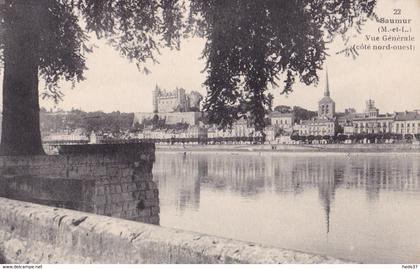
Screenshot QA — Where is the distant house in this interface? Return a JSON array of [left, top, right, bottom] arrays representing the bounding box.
[[186, 126, 207, 140], [44, 130, 89, 145], [264, 126, 276, 142], [338, 100, 394, 135], [295, 118, 336, 137], [269, 112, 294, 134], [393, 111, 420, 135], [89, 131, 104, 144]]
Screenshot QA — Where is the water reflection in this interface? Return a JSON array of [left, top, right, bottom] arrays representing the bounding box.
[[155, 152, 420, 206], [154, 152, 420, 263]]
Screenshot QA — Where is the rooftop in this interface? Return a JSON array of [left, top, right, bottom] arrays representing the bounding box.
[[394, 111, 420, 121]]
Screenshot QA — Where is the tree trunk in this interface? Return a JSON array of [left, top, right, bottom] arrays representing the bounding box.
[[0, 0, 44, 155]]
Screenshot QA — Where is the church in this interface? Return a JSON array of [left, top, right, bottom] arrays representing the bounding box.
[[295, 71, 337, 137]]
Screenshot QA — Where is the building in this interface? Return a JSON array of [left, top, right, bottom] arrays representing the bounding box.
[[43, 128, 89, 144], [134, 86, 204, 127], [392, 111, 420, 135], [269, 112, 294, 134], [133, 111, 202, 126], [296, 71, 336, 137], [185, 126, 208, 140], [89, 131, 104, 144], [152, 86, 202, 113], [206, 118, 256, 140], [318, 71, 335, 119], [264, 126, 276, 142], [295, 118, 336, 136], [342, 100, 394, 134], [352, 116, 394, 135], [232, 118, 255, 138]]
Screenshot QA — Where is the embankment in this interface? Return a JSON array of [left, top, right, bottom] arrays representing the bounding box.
[[156, 143, 420, 153]]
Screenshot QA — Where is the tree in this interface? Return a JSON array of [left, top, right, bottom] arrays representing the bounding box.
[[0, 0, 184, 155], [189, 0, 376, 130], [404, 134, 413, 141], [273, 105, 292, 113], [0, 0, 376, 155], [131, 121, 143, 133], [292, 106, 318, 123]]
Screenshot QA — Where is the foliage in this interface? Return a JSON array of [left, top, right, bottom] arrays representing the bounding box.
[[336, 134, 348, 142], [40, 109, 134, 135], [273, 105, 292, 113], [189, 0, 376, 130], [131, 121, 143, 132], [0, 0, 185, 102], [292, 106, 318, 123], [0, 0, 376, 131], [273, 105, 317, 124], [404, 134, 413, 141]]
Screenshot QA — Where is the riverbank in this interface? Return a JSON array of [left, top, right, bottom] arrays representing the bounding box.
[[156, 143, 420, 153]]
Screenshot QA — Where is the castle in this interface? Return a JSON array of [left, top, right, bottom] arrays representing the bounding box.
[[152, 86, 202, 113], [133, 86, 203, 126]]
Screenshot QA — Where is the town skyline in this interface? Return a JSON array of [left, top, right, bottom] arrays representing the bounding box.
[[1, 0, 419, 115]]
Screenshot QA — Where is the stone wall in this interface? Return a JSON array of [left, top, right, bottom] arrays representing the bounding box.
[[0, 143, 159, 225], [0, 197, 350, 264]]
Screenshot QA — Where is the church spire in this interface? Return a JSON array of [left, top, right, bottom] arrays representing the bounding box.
[[325, 68, 330, 97]]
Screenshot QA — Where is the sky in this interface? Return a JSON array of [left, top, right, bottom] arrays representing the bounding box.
[[1, 0, 420, 114]]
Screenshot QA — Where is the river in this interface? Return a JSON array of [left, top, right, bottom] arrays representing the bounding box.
[[153, 151, 420, 263]]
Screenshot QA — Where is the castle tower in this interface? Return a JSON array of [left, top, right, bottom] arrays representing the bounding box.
[[318, 69, 335, 119], [176, 88, 187, 112]]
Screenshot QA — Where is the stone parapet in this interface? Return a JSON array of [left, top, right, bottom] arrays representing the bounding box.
[[0, 198, 351, 264]]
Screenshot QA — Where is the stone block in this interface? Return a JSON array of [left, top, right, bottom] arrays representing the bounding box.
[[115, 184, 122, 193], [94, 195, 106, 206], [144, 199, 159, 207], [146, 181, 157, 189], [111, 194, 122, 203], [137, 208, 151, 218], [145, 190, 155, 199], [138, 191, 147, 199], [151, 206, 160, 214]]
